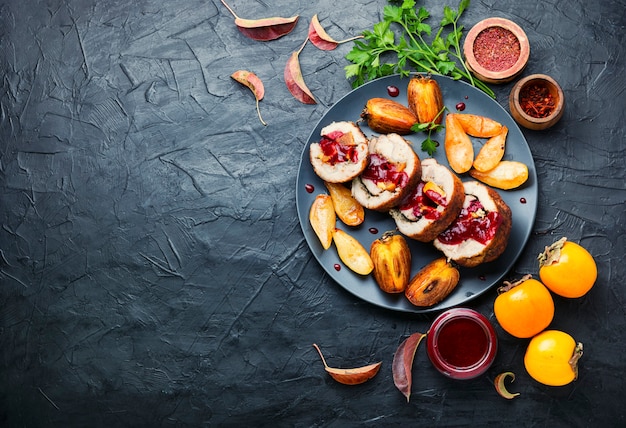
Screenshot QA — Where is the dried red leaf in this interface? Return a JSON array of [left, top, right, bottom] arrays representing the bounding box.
[[284, 38, 316, 104], [231, 70, 267, 126], [308, 14, 363, 51], [231, 70, 264, 100], [220, 0, 299, 41], [392, 332, 426, 402]]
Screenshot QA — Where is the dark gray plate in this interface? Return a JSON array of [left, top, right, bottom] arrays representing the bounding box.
[[296, 74, 538, 314]]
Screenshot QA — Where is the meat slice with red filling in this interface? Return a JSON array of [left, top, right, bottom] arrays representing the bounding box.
[[433, 181, 512, 268], [351, 133, 421, 212], [309, 121, 369, 183], [390, 158, 464, 242]]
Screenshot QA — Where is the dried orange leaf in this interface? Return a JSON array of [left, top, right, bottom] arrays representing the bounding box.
[[231, 70, 266, 126], [313, 343, 381, 385], [473, 126, 508, 172], [494, 372, 521, 399], [284, 38, 317, 104], [392, 332, 426, 402], [220, 0, 299, 41], [308, 14, 363, 51]]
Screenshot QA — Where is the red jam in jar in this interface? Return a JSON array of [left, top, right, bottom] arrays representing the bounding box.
[[427, 308, 497, 380]]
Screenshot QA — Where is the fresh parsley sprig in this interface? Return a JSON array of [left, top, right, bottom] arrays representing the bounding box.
[[345, 0, 495, 98], [411, 105, 446, 155]]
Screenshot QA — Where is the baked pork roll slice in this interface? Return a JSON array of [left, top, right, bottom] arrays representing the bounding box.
[[390, 158, 465, 242], [433, 181, 512, 268], [309, 121, 369, 183], [351, 133, 421, 212]]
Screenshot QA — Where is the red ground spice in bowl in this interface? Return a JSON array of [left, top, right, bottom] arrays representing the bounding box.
[[464, 18, 530, 84], [473, 27, 521, 72]]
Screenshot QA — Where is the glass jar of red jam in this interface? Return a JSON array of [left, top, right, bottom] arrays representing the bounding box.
[[427, 308, 498, 380]]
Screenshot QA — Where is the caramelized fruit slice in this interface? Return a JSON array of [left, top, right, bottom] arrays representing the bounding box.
[[454, 114, 504, 138], [332, 228, 374, 275], [469, 160, 529, 190], [325, 182, 365, 226], [473, 126, 508, 172], [309, 194, 335, 249], [444, 114, 474, 174]]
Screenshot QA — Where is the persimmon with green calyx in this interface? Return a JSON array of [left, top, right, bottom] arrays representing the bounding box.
[[524, 330, 583, 386], [494, 274, 554, 338], [538, 237, 597, 298]]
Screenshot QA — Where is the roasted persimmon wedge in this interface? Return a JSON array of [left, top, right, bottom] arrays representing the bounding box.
[[309, 194, 335, 249], [454, 113, 504, 138], [324, 182, 365, 226], [444, 114, 474, 174], [332, 228, 374, 275], [473, 126, 508, 172], [469, 160, 529, 190], [405, 257, 460, 307]]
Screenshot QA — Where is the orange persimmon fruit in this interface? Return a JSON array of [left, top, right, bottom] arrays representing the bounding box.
[[494, 275, 554, 339]]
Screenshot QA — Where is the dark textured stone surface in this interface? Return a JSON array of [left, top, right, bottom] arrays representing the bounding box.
[[1, 0, 624, 426]]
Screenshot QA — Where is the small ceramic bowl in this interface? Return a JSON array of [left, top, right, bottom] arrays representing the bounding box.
[[427, 308, 498, 380], [463, 17, 530, 84], [509, 74, 565, 130]]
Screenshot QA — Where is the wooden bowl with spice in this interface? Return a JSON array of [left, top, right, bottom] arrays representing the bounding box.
[[509, 74, 564, 130], [463, 18, 530, 84]]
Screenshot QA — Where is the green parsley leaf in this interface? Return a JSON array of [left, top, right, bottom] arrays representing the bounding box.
[[344, 0, 495, 98], [421, 137, 439, 156]]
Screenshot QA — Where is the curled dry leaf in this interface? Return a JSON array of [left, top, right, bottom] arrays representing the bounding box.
[[313, 343, 381, 385], [285, 38, 317, 104], [220, 0, 299, 41], [308, 14, 363, 51], [230, 70, 267, 126], [392, 332, 426, 402], [494, 372, 521, 399]]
